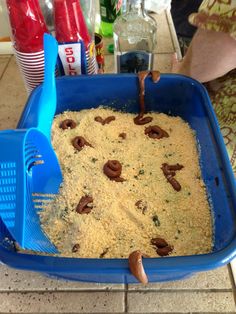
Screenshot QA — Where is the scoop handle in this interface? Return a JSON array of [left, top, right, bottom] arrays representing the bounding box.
[[37, 34, 58, 139]]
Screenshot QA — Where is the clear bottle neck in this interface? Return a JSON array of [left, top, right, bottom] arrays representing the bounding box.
[[126, 0, 145, 16]]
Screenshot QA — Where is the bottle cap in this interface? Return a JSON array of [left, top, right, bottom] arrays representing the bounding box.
[[107, 43, 114, 54]]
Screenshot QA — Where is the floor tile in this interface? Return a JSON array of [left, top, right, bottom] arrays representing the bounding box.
[[153, 54, 172, 72], [127, 291, 236, 313], [165, 10, 182, 59], [128, 267, 232, 290], [104, 55, 115, 73], [0, 265, 125, 291], [153, 13, 174, 53], [0, 56, 27, 130], [0, 291, 124, 313], [0, 55, 10, 79]]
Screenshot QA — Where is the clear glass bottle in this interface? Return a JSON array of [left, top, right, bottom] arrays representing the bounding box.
[[113, 0, 157, 73]]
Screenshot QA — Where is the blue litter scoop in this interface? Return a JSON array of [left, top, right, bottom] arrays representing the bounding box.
[[0, 34, 62, 253]]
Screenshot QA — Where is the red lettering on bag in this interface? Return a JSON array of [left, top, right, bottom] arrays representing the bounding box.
[[67, 56, 75, 63], [65, 47, 73, 55]]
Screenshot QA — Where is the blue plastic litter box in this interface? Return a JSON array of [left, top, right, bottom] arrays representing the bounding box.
[[0, 73, 235, 283]]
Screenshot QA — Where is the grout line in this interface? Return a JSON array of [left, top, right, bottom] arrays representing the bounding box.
[[123, 288, 233, 293], [0, 288, 233, 294], [0, 55, 12, 81], [0, 289, 126, 293], [227, 264, 236, 305], [124, 283, 128, 313]]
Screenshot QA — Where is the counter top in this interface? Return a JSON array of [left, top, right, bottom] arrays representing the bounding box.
[[0, 10, 235, 314]]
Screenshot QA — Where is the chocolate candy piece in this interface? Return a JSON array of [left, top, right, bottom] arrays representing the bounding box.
[[150, 237, 173, 256], [72, 136, 92, 151], [76, 196, 93, 214], [156, 246, 173, 256], [134, 115, 153, 125], [161, 163, 184, 192], [129, 250, 148, 284], [94, 116, 116, 125], [151, 237, 168, 248], [145, 125, 169, 139], [119, 132, 127, 139], [72, 243, 80, 253], [103, 160, 125, 182], [135, 200, 147, 214], [60, 119, 77, 130]]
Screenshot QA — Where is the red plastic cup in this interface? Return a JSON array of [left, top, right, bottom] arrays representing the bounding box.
[[54, 0, 91, 48], [15, 49, 45, 93], [6, 0, 49, 53]]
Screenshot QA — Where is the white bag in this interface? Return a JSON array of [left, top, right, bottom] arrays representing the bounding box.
[[145, 0, 171, 14]]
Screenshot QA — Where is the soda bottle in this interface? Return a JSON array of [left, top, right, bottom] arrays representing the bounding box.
[[113, 0, 157, 73], [99, 0, 122, 37]]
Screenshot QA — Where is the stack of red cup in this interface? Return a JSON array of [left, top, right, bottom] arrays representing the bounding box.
[[54, 0, 97, 75], [7, 0, 49, 93]]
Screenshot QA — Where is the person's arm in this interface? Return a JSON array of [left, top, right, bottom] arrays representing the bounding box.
[[172, 28, 236, 83]]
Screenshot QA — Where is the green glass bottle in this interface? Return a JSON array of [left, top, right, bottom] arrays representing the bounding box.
[[99, 0, 122, 37]]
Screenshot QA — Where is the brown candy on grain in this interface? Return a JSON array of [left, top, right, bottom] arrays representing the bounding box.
[[156, 246, 173, 256], [76, 196, 93, 214], [145, 125, 169, 139], [119, 132, 127, 139], [94, 116, 115, 125], [150, 237, 168, 248], [103, 160, 125, 182], [60, 119, 77, 130], [72, 244, 80, 253], [150, 237, 173, 256], [72, 136, 92, 151], [161, 163, 184, 192], [135, 200, 147, 214], [134, 114, 153, 125]]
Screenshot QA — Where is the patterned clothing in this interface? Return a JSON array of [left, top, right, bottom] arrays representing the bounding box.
[[189, 0, 236, 174]]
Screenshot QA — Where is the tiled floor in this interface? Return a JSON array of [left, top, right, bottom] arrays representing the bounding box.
[[0, 10, 236, 314]]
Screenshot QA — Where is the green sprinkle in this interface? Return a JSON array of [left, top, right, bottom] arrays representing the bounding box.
[[139, 169, 145, 175], [91, 158, 98, 163], [134, 175, 138, 179], [152, 215, 160, 227]]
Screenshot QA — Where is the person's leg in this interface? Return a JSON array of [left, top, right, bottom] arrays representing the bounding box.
[[208, 71, 236, 175], [171, 0, 203, 55]]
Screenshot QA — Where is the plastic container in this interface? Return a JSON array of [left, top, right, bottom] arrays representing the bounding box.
[[0, 74, 236, 283]]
